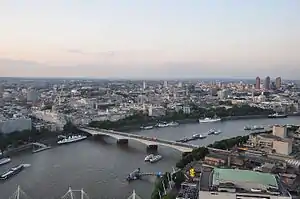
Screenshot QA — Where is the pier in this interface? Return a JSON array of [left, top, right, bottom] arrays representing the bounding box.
[[126, 168, 162, 182]]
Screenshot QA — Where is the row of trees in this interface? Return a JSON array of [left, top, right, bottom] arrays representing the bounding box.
[[207, 135, 249, 150], [0, 122, 80, 153], [89, 105, 273, 130], [0, 128, 58, 153], [176, 147, 209, 169], [151, 171, 185, 199], [175, 135, 249, 169]]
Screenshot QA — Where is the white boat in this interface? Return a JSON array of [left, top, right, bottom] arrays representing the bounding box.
[[150, 155, 162, 163], [57, 135, 87, 145], [167, 121, 179, 126], [192, 134, 200, 139], [0, 158, 11, 166], [157, 123, 169, 128], [213, 130, 222, 135], [199, 117, 221, 123], [252, 125, 264, 130], [144, 154, 154, 161], [140, 126, 154, 130], [199, 134, 207, 139], [207, 129, 215, 135]]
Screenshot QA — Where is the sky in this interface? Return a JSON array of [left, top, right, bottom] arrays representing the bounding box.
[[0, 0, 299, 79]]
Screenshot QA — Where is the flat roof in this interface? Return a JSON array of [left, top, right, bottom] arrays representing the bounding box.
[[212, 168, 278, 188]]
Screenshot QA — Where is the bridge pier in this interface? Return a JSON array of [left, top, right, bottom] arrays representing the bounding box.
[[147, 145, 158, 153], [117, 139, 129, 145]]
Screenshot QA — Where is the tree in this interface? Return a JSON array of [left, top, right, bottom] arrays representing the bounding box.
[[172, 171, 185, 188], [0, 132, 7, 153]]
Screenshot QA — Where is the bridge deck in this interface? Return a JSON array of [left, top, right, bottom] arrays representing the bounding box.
[[81, 128, 197, 152]]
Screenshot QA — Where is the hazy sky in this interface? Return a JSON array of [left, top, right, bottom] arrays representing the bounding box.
[[0, 0, 299, 78]]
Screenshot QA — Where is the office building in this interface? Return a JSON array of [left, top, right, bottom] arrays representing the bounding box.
[[0, 117, 32, 134], [264, 76, 270, 90], [27, 89, 39, 103], [199, 168, 291, 199], [276, 77, 282, 89], [255, 77, 260, 89], [217, 89, 229, 100], [273, 125, 287, 138]]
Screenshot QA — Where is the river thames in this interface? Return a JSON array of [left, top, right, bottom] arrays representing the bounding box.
[[0, 117, 299, 199]]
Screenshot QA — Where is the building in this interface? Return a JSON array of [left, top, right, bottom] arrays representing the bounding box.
[[182, 106, 191, 114], [273, 140, 293, 155], [273, 125, 287, 138], [199, 168, 291, 199], [148, 105, 165, 117], [255, 77, 261, 90], [217, 89, 229, 100], [27, 89, 39, 103], [276, 77, 282, 89], [0, 117, 32, 134], [264, 76, 271, 90], [142, 81, 146, 90], [247, 127, 292, 155], [204, 155, 226, 166]]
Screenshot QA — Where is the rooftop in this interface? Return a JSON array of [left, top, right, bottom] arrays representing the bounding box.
[[212, 168, 278, 188]]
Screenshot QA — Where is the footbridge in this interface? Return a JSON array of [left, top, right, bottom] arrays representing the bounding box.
[[80, 127, 199, 152]]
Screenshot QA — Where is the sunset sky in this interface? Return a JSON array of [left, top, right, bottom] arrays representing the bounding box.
[[0, 0, 299, 78]]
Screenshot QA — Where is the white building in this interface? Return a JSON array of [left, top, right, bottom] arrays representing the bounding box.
[[217, 89, 229, 100], [0, 118, 32, 134]]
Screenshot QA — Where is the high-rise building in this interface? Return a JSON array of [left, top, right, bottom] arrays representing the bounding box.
[[142, 81, 146, 90], [264, 76, 270, 90], [255, 77, 260, 89], [275, 77, 281, 89]]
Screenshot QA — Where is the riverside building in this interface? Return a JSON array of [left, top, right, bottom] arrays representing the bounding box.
[[199, 168, 291, 199]]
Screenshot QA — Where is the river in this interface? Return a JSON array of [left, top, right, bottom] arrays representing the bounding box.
[[0, 117, 299, 199]]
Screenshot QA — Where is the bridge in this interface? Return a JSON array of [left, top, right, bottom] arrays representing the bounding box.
[[80, 127, 200, 152]]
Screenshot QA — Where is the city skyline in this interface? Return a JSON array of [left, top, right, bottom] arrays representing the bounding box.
[[0, 0, 300, 78]]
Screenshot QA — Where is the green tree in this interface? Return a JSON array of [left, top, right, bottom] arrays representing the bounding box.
[[0, 132, 7, 153], [172, 171, 185, 188]]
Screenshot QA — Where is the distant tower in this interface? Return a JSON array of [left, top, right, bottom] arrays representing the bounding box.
[[264, 76, 270, 90], [255, 77, 260, 90], [163, 81, 168, 88], [275, 77, 281, 89], [142, 81, 146, 91]]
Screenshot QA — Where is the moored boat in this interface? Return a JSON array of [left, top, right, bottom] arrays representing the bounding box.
[[57, 135, 87, 145], [149, 155, 162, 163], [156, 122, 169, 128], [199, 134, 207, 139], [167, 121, 179, 126], [268, 113, 288, 118], [244, 126, 252, 130], [252, 125, 265, 130], [199, 117, 221, 123], [140, 125, 154, 130], [213, 130, 222, 135], [0, 157, 11, 166], [0, 164, 24, 180], [144, 154, 154, 161]]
